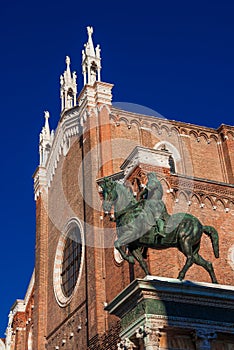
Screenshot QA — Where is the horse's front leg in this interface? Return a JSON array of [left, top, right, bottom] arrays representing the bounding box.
[[114, 240, 135, 264], [129, 246, 150, 275]]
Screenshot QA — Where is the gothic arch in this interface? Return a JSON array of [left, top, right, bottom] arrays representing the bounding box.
[[161, 125, 170, 137], [170, 126, 180, 136], [119, 117, 129, 126], [203, 196, 214, 209], [154, 141, 181, 161], [189, 130, 199, 140], [210, 134, 218, 143], [109, 113, 117, 123], [150, 123, 160, 136], [215, 198, 226, 210], [177, 190, 189, 203], [130, 119, 141, 128], [199, 132, 209, 143], [180, 127, 188, 135], [191, 193, 201, 206]]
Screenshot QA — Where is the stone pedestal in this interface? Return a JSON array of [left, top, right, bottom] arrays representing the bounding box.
[[106, 276, 234, 350]]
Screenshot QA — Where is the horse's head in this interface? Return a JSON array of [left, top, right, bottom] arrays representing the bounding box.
[[100, 177, 118, 214]]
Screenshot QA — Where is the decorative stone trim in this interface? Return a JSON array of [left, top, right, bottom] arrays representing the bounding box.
[[33, 166, 48, 200], [34, 108, 81, 198], [53, 218, 85, 307], [46, 112, 80, 187], [228, 245, 234, 271], [117, 338, 136, 349], [120, 146, 172, 179], [110, 107, 221, 143]]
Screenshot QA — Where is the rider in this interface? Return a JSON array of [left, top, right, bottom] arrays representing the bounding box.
[[139, 172, 166, 238]]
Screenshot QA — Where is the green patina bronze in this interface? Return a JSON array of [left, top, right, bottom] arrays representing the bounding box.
[[100, 172, 219, 283]]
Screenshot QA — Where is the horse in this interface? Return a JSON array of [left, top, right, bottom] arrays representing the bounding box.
[[100, 177, 219, 283]]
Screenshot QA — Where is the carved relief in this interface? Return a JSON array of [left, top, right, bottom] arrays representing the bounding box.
[[193, 329, 217, 350], [135, 324, 161, 350]]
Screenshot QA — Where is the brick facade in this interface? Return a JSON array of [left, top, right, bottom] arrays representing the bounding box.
[[32, 99, 233, 349], [4, 29, 234, 350]]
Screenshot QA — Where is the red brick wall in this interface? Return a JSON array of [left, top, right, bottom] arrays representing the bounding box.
[[33, 103, 234, 349]]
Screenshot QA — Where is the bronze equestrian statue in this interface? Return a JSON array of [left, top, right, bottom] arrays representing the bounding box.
[[100, 172, 219, 283]]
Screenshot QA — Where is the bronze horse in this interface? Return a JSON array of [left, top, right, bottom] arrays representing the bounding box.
[[100, 174, 219, 283]]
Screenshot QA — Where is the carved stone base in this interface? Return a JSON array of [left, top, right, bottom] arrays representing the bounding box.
[[105, 276, 234, 350]]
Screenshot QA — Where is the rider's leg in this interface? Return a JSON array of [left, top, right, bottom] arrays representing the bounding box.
[[157, 219, 166, 237]]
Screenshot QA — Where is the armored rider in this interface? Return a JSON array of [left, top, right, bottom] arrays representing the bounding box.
[[140, 172, 166, 238]]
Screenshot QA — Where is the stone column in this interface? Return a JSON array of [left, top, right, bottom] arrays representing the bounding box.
[[194, 329, 217, 350], [136, 324, 161, 350]]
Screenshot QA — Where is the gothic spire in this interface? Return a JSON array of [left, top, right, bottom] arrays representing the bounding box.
[[82, 26, 101, 86], [60, 56, 77, 112], [39, 111, 54, 166]]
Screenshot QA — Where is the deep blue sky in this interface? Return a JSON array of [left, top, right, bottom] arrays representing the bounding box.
[[0, 0, 234, 337]]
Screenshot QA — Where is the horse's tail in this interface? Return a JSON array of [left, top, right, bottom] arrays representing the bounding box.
[[203, 225, 219, 258]]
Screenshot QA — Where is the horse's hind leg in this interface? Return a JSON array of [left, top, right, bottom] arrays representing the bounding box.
[[130, 247, 150, 275], [193, 252, 218, 283], [178, 238, 194, 281]]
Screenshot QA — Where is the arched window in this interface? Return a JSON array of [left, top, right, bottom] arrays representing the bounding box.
[[53, 218, 84, 307], [61, 225, 82, 298], [154, 141, 181, 174]]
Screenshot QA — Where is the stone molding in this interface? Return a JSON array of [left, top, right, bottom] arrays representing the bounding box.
[[53, 217, 85, 307], [120, 146, 172, 179], [106, 276, 234, 343]]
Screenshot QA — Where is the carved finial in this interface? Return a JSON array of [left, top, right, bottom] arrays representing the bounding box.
[[87, 26, 93, 37], [44, 110, 50, 120], [44, 111, 50, 135], [66, 55, 70, 66]]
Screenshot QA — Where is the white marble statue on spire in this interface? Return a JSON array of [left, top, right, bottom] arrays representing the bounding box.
[[82, 26, 102, 86], [60, 56, 77, 112]]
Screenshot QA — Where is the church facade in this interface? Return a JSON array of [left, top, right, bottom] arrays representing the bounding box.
[[4, 27, 234, 350]]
